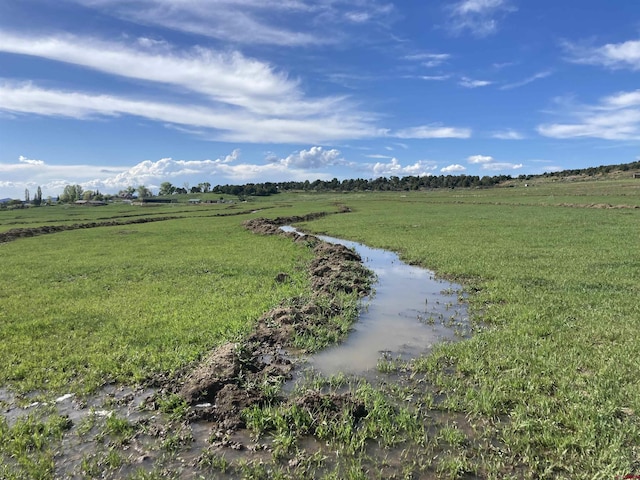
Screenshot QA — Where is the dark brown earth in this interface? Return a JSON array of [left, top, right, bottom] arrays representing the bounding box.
[[174, 216, 372, 432]]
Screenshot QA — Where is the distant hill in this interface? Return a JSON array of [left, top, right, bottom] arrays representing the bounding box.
[[517, 160, 640, 182]]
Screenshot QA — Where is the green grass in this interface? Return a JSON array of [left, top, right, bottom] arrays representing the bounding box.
[[0, 211, 317, 394], [296, 182, 640, 477], [1, 179, 639, 478]]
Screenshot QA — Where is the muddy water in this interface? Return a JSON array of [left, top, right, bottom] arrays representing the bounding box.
[[281, 226, 469, 375]]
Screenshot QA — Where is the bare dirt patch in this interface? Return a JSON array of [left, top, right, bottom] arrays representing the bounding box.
[[170, 215, 373, 433]]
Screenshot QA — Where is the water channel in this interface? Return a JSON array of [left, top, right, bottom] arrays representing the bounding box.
[[281, 227, 470, 375]]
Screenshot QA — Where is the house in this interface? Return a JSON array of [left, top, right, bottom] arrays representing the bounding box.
[[189, 198, 201, 204]]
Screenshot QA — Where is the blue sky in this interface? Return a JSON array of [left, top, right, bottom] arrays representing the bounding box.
[[1, 0, 640, 198]]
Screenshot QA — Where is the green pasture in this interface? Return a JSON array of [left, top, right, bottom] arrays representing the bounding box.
[[0, 178, 639, 478], [295, 182, 640, 477]]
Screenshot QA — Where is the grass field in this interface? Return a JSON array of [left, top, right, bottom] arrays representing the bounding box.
[[0, 178, 639, 478]]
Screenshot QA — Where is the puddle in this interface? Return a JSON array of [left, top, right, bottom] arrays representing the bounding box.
[[281, 226, 469, 375]]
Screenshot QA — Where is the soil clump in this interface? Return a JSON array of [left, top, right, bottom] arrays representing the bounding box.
[[174, 215, 372, 432]]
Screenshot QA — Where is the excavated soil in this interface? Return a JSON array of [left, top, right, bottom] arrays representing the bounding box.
[[172, 215, 372, 432]]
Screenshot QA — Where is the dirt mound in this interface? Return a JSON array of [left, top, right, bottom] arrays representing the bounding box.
[[176, 213, 372, 432], [0, 216, 179, 243]]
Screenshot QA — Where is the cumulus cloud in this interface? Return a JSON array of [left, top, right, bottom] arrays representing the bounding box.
[[464, 154, 522, 171], [449, 0, 515, 37], [467, 154, 493, 164], [278, 146, 343, 169], [0, 148, 349, 198], [441, 164, 466, 173], [370, 158, 437, 177], [538, 90, 640, 140], [564, 38, 640, 70], [18, 155, 45, 166]]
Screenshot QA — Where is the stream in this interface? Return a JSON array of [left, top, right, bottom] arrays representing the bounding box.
[[281, 226, 470, 375]]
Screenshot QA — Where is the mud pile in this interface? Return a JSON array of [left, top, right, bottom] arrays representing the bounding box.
[[0, 216, 179, 243], [175, 216, 372, 431]]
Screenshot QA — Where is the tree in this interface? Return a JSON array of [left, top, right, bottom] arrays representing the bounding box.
[[159, 182, 175, 196], [33, 186, 43, 206], [199, 182, 211, 193], [118, 186, 135, 199], [137, 185, 152, 199], [24, 188, 30, 203], [83, 190, 93, 201], [60, 184, 83, 202]]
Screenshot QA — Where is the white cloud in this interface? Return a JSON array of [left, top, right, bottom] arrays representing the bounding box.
[[18, 155, 45, 166], [404, 53, 451, 68], [481, 162, 523, 171], [564, 39, 640, 70], [419, 75, 451, 81], [0, 32, 335, 117], [0, 81, 376, 144], [390, 125, 472, 139], [371, 158, 437, 177], [365, 154, 394, 159], [467, 154, 493, 164], [441, 164, 466, 173], [278, 146, 343, 168], [500, 71, 552, 90], [69, 0, 395, 47], [459, 77, 492, 88], [538, 90, 640, 140], [492, 129, 525, 140], [0, 148, 347, 198], [449, 0, 515, 37]]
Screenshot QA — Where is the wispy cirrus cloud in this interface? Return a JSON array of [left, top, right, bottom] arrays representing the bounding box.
[[563, 38, 640, 70], [481, 161, 522, 170], [0, 32, 472, 145], [0, 81, 376, 144], [389, 125, 472, 139], [0, 32, 329, 117], [70, 0, 396, 47], [404, 52, 451, 68], [500, 70, 551, 90], [492, 129, 525, 139], [459, 76, 492, 88], [538, 90, 640, 140], [448, 0, 516, 37]]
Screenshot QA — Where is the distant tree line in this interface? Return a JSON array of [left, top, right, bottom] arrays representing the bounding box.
[[211, 174, 512, 197], [40, 160, 640, 205], [518, 160, 640, 180]]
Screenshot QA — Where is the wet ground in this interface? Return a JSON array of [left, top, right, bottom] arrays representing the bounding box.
[[1, 215, 473, 479], [281, 226, 469, 376]]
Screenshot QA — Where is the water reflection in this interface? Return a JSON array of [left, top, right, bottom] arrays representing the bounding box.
[[281, 226, 469, 375]]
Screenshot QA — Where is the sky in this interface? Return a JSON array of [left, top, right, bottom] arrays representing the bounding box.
[[1, 0, 640, 198]]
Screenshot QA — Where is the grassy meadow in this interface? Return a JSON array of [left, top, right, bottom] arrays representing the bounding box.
[[0, 177, 639, 478]]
